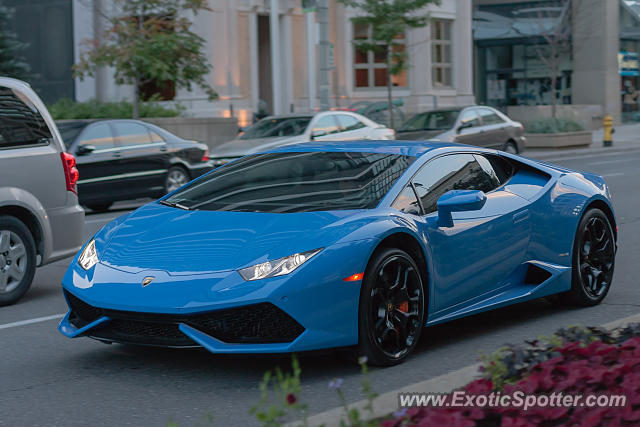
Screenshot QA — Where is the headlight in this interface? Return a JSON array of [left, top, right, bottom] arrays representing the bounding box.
[[78, 239, 98, 270], [238, 248, 322, 281]]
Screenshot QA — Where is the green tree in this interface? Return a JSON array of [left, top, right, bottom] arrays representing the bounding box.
[[0, 6, 30, 80], [74, 0, 217, 118], [339, 0, 438, 129]]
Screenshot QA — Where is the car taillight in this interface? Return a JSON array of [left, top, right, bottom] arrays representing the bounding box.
[[60, 152, 79, 194], [202, 148, 210, 162]]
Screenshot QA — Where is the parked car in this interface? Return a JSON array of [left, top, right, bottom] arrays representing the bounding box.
[[56, 119, 213, 212], [396, 106, 526, 153], [0, 77, 84, 305], [210, 111, 395, 166], [59, 141, 615, 365], [338, 99, 406, 128]]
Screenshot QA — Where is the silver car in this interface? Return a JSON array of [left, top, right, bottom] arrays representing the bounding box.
[[0, 77, 84, 305], [396, 106, 526, 154], [211, 111, 395, 166]]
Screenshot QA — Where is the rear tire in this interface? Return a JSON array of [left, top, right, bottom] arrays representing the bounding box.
[[503, 141, 519, 154], [0, 215, 37, 306], [561, 208, 615, 306], [86, 203, 113, 213], [357, 247, 425, 366], [165, 166, 190, 193]]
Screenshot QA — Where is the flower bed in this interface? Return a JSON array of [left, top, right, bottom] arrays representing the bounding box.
[[380, 324, 640, 427]]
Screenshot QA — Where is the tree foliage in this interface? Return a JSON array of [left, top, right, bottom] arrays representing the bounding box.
[[0, 6, 30, 80], [74, 0, 217, 118], [339, 0, 438, 129]]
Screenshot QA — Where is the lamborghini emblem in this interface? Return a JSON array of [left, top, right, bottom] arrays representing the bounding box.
[[142, 276, 155, 287]]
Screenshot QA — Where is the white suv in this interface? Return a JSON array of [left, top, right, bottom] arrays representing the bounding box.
[[0, 77, 84, 305]]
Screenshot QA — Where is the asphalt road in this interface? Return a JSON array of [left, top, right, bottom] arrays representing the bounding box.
[[3, 149, 640, 427]]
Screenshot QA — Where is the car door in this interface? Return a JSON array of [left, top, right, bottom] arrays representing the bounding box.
[[410, 153, 531, 316], [334, 114, 371, 140], [73, 122, 121, 204], [453, 109, 486, 147], [111, 121, 169, 198], [476, 108, 509, 149]]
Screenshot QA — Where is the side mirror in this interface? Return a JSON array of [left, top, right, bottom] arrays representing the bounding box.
[[310, 129, 327, 140], [456, 122, 472, 134], [437, 190, 486, 228], [76, 145, 96, 156]]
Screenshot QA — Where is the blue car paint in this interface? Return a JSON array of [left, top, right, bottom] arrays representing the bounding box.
[[59, 141, 616, 354]]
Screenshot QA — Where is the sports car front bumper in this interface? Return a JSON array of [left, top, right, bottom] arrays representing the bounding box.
[[58, 238, 377, 353]]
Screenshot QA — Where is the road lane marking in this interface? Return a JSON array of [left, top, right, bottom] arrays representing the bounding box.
[[0, 313, 64, 330]]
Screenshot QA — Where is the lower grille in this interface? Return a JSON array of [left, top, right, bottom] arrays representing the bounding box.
[[64, 291, 305, 345]]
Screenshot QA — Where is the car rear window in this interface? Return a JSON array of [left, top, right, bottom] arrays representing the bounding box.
[[165, 151, 415, 213], [0, 87, 52, 149]]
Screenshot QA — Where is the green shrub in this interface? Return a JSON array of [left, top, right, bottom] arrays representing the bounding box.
[[48, 96, 184, 120], [524, 117, 585, 134]]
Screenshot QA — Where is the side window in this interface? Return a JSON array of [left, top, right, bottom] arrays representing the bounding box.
[[400, 113, 428, 131], [311, 115, 340, 135], [477, 108, 505, 125], [458, 109, 481, 128], [336, 114, 366, 132], [412, 154, 498, 214], [113, 122, 152, 147], [391, 186, 421, 215], [0, 87, 52, 149], [149, 130, 164, 143], [476, 154, 514, 185], [78, 123, 116, 151]]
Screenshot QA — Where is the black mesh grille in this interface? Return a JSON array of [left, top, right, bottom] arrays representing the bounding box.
[[64, 291, 305, 345]]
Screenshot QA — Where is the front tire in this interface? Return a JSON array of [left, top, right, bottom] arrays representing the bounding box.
[[357, 248, 425, 366], [0, 216, 37, 306], [564, 208, 616, 306]]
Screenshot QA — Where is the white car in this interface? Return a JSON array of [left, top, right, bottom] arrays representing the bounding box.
[[211, 111, 395, 166]]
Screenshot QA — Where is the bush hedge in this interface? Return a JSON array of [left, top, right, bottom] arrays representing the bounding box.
[[523, 117, 585, 134], [48, 97, 183, 120]]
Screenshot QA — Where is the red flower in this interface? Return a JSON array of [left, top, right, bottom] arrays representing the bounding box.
[[285, 393, 297, 405]]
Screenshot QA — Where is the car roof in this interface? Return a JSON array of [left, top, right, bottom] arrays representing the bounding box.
[[267, 140, 468, 157]]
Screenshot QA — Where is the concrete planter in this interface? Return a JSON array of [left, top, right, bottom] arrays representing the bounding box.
[[524, 130, 592, 149]]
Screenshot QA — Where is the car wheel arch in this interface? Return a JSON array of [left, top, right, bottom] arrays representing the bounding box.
[[0, 204, 44, 263], [582, 198, 617, 242], [366, 231, 430, 309]]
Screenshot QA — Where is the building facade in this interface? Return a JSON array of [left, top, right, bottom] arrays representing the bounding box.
[[69, 0, 474, 125], [473, 0, 628, 123]]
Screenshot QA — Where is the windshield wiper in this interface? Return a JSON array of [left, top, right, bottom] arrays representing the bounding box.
[[159, 200, 192, 210]]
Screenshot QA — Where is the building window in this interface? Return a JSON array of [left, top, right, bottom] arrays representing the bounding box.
[[431, 19, 452, 88], [352, 22, 407, 89]]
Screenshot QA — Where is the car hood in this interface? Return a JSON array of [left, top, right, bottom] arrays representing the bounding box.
[[212, 135, 305, 157], [97, 203, 375, 274]]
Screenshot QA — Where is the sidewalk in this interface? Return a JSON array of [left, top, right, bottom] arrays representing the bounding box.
[[522, 123, 640, 160]]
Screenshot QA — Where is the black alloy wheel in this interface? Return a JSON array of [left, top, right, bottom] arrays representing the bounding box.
[[566, 208, 616, 306], [358, 248, 425, 366]]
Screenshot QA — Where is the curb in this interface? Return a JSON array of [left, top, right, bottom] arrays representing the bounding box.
[[299, 312, 640, 427]]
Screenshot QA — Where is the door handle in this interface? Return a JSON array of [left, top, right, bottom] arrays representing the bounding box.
[[112, 151, 122, 158], [513, 209, 530, 224], [160, 145, 168, 152]]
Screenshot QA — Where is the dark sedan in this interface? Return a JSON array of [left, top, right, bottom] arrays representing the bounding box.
[[57, 119, 212, 211], [396, 106, 526, 154]]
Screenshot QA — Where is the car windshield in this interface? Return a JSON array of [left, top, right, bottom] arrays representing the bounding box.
[[164, 151, 415, 213], [240, 117, 312, 139], [399, 110, 460, 132], [57, 122, 86, 148]]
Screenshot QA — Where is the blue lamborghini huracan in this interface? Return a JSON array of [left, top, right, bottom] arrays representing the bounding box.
[[59, 141, 617, 365]]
